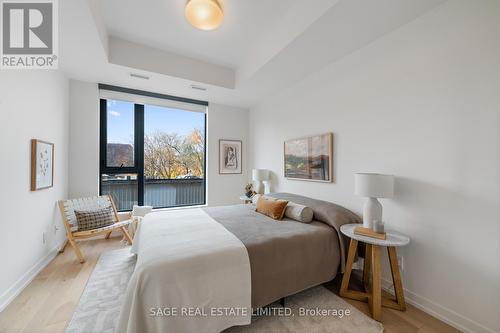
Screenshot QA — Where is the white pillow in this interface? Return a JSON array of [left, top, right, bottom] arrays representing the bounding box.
[[132, 205, 153, 217], [284, 201, 314, 223], [251, 194, 263, 205]]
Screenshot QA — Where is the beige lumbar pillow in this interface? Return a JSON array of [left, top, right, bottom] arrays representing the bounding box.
[[284, 201, 314, 223], [256, 196, 288, 220]]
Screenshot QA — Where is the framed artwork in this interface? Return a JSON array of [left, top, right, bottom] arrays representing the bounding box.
[[284, 133, 333, 182], [31, 139, 54, 191], [219, 139, 242, 174]]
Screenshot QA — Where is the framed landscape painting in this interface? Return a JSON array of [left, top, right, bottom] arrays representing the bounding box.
[[31, 139, 54, 191], [284, 133, 333, 182], [219, 139, 242, 174]]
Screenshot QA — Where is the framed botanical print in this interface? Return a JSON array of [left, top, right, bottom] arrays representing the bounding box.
[[284, 133, 333, 182], [219, 139, 242, 174], [31, 139, 54, 191]]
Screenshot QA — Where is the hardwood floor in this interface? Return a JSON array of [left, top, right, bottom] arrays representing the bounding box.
[[0, 236, 460, 333], [324, 277, 460, 333], [0, 236, 128, 333]]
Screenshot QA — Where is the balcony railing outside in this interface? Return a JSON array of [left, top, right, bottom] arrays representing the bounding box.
[[101, 178, 205, 211]]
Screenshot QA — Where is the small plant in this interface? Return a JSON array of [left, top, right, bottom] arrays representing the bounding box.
[[245, 183, 256, 198]]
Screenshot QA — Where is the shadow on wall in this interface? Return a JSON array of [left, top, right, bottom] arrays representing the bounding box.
[[389, 176, 499, 330], [267, 170, 278, 193], [52, 201, 66, 249], [393, 177, 497, 227]]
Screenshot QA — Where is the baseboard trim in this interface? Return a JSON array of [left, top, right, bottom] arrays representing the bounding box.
[[0, 245, 61, 313], [381, 278, 495, 333]]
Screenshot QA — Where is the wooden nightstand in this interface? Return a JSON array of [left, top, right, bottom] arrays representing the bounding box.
[[339, 223, 410, 321]]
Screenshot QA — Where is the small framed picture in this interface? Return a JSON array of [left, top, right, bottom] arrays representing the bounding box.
[[31, 139, 54, 191], [219, 139, 242, 174]]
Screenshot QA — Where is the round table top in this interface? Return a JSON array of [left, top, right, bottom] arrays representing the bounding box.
[[340, 223, 410, 247]]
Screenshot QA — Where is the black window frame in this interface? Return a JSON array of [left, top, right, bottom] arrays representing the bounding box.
[[99, 84, 208, 212]]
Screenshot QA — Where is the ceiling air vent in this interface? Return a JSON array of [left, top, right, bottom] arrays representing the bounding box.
[[190, 85, 207, 91], [130, 73, 150, 80]]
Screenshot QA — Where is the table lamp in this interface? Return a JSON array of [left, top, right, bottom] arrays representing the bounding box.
[[252, 169, 269, 194], [355, 173, 394, 229]]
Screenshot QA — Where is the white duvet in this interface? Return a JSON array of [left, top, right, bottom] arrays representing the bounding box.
[[117, 208, 252, 333]]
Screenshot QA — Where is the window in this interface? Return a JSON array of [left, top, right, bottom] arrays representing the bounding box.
[[99, 85, 207, 211], [105, 100, 135, 167]]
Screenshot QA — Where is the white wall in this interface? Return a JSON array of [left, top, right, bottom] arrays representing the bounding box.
[[68, 81, 249, 206], [69, 81, 100, 198], [207, 103, 249, 206], [0, 71, 69, 310], [249, 1, 500, 332]]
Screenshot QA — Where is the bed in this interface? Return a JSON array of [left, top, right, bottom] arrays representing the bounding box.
[[118, 193, 361, 333]]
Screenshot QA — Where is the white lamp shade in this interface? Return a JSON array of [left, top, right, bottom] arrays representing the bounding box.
[[252, 169, 269, 181], [355, 173, 394, 198]]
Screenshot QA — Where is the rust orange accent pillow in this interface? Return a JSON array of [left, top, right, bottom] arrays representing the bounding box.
[[256, 196, 289, 220]]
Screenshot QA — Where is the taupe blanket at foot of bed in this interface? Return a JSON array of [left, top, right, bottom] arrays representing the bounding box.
[[203, 204, 340, 308]]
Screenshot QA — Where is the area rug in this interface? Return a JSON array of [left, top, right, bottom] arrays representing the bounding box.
[[66, 248, 383, 333]]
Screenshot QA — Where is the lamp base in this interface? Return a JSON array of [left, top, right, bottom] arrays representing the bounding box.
[[363, 197, 383, 229], [263, 181, 271, 194], [254, 181, 264, 194]]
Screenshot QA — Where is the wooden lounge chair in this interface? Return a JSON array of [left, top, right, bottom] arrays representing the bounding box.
[[58, 195, 133, 263]]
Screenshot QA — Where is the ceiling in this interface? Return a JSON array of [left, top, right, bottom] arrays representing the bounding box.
[[100, 0, 298, 69], [59, 0, 448, 108]]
